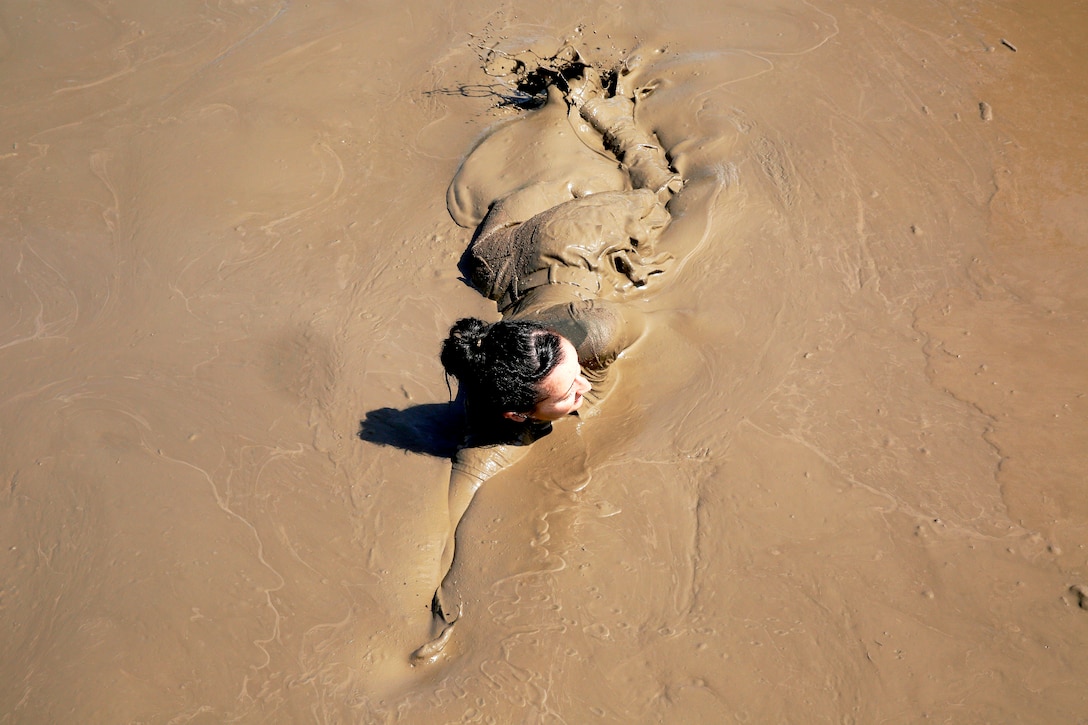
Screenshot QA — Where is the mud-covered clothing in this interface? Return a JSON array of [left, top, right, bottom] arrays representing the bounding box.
[[451, 295, 644, 488], [467, 189, 671, 313]]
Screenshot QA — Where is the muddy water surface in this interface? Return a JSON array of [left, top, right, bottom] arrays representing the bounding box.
[[2, 0, 1086, 722]]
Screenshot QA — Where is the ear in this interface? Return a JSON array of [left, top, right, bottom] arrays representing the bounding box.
[[503, 411, 528, 422]]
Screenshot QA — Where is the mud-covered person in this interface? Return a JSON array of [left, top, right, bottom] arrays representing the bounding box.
[[413, 53, 703, 663]]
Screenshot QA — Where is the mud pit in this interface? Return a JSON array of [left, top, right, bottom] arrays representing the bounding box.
[[2, 0, 1087, 722]]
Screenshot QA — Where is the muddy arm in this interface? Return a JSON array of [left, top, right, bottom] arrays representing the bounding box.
[[578, 95, 681, 196], [431, 443, 532, 622]]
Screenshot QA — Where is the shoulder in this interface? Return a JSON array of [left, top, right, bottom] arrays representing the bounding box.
[[518, 300, 645, 370]]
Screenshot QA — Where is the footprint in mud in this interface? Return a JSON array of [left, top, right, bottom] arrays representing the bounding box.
[[1070, 584, 1088, 611]]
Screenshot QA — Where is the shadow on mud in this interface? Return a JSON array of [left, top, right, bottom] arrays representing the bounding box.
[[358, 403, 466, 459]]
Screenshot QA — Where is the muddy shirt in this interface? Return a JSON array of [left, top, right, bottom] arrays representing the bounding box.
[[466, 189, 670, 312]]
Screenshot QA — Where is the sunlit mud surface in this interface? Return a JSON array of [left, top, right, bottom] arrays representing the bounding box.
[[2, 0, 1086, 722]]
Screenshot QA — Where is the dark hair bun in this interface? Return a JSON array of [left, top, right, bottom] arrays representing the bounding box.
[[440, 317, 563, 416], [440, 317, 491, 381]]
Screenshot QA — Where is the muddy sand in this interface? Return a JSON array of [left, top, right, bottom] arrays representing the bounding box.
[[2, 0, 1086, 722]]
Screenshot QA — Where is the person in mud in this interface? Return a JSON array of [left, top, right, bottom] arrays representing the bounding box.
[[414, 54, 702, 662]]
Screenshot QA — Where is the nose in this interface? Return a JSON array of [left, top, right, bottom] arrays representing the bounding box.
[[576, 374, 591, 394]]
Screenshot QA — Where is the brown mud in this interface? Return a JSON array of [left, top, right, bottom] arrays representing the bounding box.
[[1, 0, 1086, 722]]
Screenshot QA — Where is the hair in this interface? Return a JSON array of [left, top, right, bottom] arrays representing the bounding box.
[[441, 317, 563, 417]]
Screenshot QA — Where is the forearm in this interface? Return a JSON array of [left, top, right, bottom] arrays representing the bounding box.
[[431, 443, 532, 623], [439, 445, 532, 578], [579, 96, 680, 194], [438, 467, 484, 577]]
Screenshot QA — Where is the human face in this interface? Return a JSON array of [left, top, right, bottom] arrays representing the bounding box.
[[529, 336, 590, 421]]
